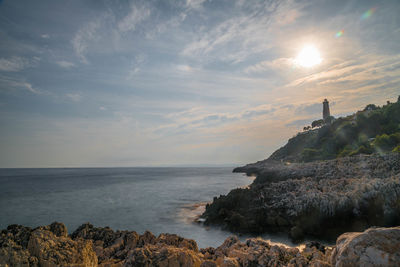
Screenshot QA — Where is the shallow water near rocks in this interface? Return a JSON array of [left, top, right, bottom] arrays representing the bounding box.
[[1, 167, 297, 248]]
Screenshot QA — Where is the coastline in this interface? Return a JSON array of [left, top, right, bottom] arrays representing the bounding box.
[[1, 222, 399, 266], [202, 153, 400, 242]]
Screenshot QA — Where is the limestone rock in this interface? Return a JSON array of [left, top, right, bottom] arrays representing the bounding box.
[[331, 226, 400, 266], [124, 245, 203, 267], [204, 153, 400, 241], [28, 228, 98, 267]]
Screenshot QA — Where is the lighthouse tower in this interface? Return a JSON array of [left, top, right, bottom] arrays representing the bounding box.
[[323, 99, 330, 121]]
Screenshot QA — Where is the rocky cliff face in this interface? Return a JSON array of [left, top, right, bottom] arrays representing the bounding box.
[[1, 222, 399, 266], [205, 153, 400, 241], [234, 153, 400, 184]]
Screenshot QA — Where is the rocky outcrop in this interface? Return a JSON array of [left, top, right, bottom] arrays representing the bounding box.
[[1, 222, 399, 266], [234, 153, 400, 184], [204, 153, 400, 241], [201, 236, 332, 267], [0, 222, 97, 267], [331, 227, 400, 266], [28, 229, 98, 267], [70, 223, 201, 266]]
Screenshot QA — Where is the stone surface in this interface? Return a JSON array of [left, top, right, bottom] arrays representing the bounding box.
[[331, 226, 400, 267], [1, 222, 400, 266], [28, 228, 98, 267], [204, 153, 400, 241]]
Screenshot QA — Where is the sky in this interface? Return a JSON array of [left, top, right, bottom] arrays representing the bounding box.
[[0, 0, 399, 167]]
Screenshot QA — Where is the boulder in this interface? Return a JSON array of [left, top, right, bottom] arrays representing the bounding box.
[[331, 226, 400, 266]]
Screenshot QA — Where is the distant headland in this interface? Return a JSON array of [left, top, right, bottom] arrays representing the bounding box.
[[202, 96, 400, 244]]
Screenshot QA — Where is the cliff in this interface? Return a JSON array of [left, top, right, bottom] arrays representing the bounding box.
[[204, 153, 400, 241], [1, 222, 400, 266]]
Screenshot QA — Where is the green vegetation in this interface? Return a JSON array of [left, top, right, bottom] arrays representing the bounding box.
[[270, 98, 400, 162]]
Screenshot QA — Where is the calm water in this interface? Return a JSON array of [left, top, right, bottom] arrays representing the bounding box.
[[0, 167, 293, 248]]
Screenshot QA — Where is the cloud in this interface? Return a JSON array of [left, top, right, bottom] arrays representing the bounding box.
[[274, 8, 301, 25], [295, 102, 321, 115], [286, 55, 400, 89], [0, 57, 30, 72], [72, 20, 101, 63], [65, 93, 82, 102], [118, 4, 151, 33], [181, 1, 303, 64], [0, 76, 41, 94], [158, 104, 276, 137], [41, 34, 50, 39], [56, 60, 75, 69], [285, 118, 313, 127], [245, 58, 294, 74], [186, 0, 207, 10]]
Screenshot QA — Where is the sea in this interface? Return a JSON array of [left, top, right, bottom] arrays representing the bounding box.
[[0, 167, 295, 248]]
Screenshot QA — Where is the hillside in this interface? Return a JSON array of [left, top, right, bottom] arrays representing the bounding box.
[[269, 97, 400, 162]]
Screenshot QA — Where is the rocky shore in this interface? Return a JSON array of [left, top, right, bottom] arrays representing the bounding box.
[[1, 222, 400, 266], [203, 153, 400, 241]]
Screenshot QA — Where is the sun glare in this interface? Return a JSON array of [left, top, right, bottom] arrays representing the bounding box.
[[295, 45, 322, 67]]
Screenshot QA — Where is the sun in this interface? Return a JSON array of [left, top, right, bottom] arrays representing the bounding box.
[[295, 45, 322, 67]]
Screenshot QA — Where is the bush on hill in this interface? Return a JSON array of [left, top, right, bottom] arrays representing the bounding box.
[[269, 99, 400, 162]]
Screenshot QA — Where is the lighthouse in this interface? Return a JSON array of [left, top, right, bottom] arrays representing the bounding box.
[[323, 99, 330, 121]]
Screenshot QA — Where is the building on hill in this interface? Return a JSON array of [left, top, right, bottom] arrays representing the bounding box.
[[323, 99, 330, 121]]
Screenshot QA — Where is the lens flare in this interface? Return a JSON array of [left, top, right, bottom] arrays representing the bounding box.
[[335, 30, 344, 38], [361, 7, 376, 20]]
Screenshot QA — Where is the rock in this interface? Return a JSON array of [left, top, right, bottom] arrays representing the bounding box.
[[204, 154, 400, 241], [70, 223, 201, 266], [124, 245, 203, 267], [156, 233, 198, 251], [331, 226, 400, 266], [48, 221, 68, 237], [3, 224, 32, 248], [28, 228, 98, 266], [200, 260, 217, 267], [0, 238, 38, 267], [3, 222, 400, 267]]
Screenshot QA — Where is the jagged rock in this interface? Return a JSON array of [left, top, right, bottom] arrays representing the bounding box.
[[156, 233, 198, 251], [28, 228, 98, 267], [235, 153, 400, 184], [2, 224, 32, 248], [34, 221, 68, 238], [0, 238, 38, 267], [331, 226, 400, 266], [204, 153, 400, 241], [124, 245, 203, 267], [0, 224, 38, 266], [2, 222, 400, 267]]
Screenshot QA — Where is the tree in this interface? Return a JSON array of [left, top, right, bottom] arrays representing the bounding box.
[[364, 104, 378, 111], [312, 119, 324, 128]]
